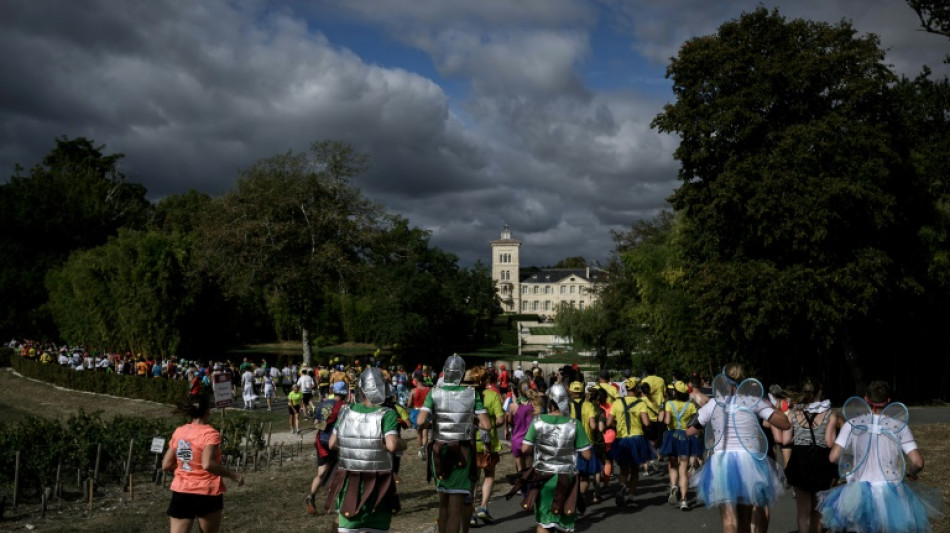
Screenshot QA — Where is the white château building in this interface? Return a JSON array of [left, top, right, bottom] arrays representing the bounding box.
[[490, 225, 604, 317]]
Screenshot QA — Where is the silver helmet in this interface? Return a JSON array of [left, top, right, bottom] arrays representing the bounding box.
[[548, 383, 570, 415], [360, 367, 387, 405], [442, 354, 466, 386]]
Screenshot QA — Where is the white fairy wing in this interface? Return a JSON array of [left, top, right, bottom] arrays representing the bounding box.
[[734, 378, 764, 409], [877, 402, 910, 481], [705, 402, 726, 450], [733, 405, 768, 460], [842, 396, 872, 425], [712, 373, 734, 405], [839, 396, 873, 478], [880, 402, 909, 434], [877, 431, 905, 481]]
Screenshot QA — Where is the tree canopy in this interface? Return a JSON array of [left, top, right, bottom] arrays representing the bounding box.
[[649, 7, 946, 396]]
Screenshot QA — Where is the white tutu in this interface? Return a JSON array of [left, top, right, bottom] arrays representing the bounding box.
[[691, 450, 785, 507]]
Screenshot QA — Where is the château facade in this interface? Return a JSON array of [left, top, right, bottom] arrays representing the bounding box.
[[490, 226, 604, 317]]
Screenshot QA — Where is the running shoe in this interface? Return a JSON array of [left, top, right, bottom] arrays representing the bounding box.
[[615, 485, 627, 507], [470, 514, 478, 527], [475, 506, 494, 523], [668, 486, 679, 505], [418, 446, 426, 460], [306, 494, 316, 515], [679, 500, 689, 511]]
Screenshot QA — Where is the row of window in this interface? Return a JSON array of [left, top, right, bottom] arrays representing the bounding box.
[[521, 285, 585, 295], [498, 253, 514, 263], [500, 270, 512, 281], [521, 300, 584, 311]]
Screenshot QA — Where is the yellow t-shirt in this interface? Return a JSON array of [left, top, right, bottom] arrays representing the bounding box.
[[664, 400, 698, 430], [569, 399, 599, 441], [610, 397, 649, 438], [477, 388, 505, 453], [641, 375, 666, 410]]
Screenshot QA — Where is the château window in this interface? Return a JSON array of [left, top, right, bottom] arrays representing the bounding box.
[[545, 286, 552, 294], [560, 286, 566, 294], [533, 286, 539, 294], [522, 285, 528, 294]]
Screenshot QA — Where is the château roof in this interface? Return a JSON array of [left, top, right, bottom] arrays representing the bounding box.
[[519, 267, 606, 284]]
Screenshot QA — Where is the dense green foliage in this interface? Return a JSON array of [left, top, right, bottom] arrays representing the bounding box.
[[0, 137, 150, 337], [0, 410, 172, 496], [12, 357, 192, 405], [633, 8, 949, 399]]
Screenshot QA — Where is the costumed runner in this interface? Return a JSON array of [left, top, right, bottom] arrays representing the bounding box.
[[685, 363, 790, 533], [658, 380, 702, 510], [818, 380, 944, 533], [568, 381, 603, 505], [508, 383, 592, 533], [416, 354, 491, 533], [323, 368, 406, 533]]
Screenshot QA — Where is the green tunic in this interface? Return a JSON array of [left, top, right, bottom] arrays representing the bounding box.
[[524, 415, 592, 532], [334, 404, 399, 533], [422, 385, 486, 494]]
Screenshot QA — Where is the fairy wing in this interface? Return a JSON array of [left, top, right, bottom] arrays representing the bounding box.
[[838, 396, 872, 478], [877, 402, 910, 481], [704, 402, 726, 450], [733, 378, 767, 460], [704, 373, 733, 450]]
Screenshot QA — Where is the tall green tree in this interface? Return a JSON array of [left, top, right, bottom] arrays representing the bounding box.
[[195, 141, 384, 365], [0, 137, 150, 338], [612, 211, 719, 377], [46, 229, 190, 356], [651, 8, 936, 394]]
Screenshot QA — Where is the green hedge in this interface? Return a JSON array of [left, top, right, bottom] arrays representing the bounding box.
[[11, 356, 191, 405], [0, 347, 12, 367]]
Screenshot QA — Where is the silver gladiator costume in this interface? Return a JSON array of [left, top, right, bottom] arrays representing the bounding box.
[[506, 383, 583, 516], [427, 354, 479, 484], [324, 367, 400, 517]]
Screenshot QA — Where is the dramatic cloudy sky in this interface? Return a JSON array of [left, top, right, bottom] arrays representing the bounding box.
[[2, 1, 946, 266]]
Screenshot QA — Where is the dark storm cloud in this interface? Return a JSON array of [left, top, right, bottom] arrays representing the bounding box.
[[4, 0, 940, 269]]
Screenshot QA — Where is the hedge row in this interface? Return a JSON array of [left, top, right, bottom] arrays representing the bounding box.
[[11, 356, 192, 406]]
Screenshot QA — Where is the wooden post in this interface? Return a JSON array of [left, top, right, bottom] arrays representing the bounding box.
[[88, 473, 94, 511], [267, 422, 273, 448], [41, 487, 50, 518], [55, 461, 62, 502], [279, 443, 283, 467], [12, 451, 19, 509], [93, 444, 102, 485], [123, 438, 135, 491], [129, 473, 134, 500], [242, 422, 251, 472]]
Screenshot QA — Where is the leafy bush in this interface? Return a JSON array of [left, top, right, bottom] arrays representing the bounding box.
[[11, 357, 192, 405]]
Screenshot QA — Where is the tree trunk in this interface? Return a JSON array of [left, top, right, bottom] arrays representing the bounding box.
[[842, 330, 865, 397], [301, 327, 312, 367]]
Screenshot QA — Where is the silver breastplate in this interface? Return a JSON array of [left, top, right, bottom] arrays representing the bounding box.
[[336, 406, 393, 472], [432, 387, 475, 442], [533, 418, 577, 474]]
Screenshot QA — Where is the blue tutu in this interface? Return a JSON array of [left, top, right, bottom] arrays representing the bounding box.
[[658, 429, 704, 457], [409, 408, 420, 428], [610, 436, 655, 468], [817, 480, 945, 533], [690, 450, 785, 508], [576, 450, 603, 476]]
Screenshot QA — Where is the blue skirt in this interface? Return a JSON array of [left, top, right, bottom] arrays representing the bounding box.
[[576, 450, 603, 476], [690, 450, 785, 508], [817, 480, 945, 533], [409, 408, 420, 429], [610, 436, 655, 468], [658, 429, 703, 457]]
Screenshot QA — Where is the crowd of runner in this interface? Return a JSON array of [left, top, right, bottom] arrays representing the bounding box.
[[10, 339, 944, 533]]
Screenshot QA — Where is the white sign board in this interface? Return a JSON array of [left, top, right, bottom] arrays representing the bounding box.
[[213, 372, 233, 407], [150, 437, 166, 454]]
